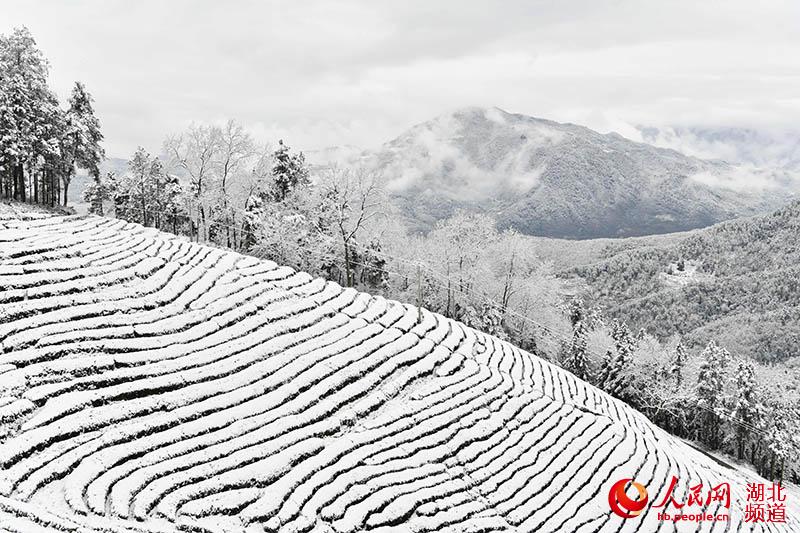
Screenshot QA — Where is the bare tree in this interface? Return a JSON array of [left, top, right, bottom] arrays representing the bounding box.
[[164, 123, 219, 242], [236, 143, 274, 251], [319, 166, 384, 287], [217, 120, 255, 246]]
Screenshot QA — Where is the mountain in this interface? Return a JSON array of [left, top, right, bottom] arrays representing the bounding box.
[[2, 204, 797, 532], [561, 200, 800, 363], [339, 107, 793, 238]]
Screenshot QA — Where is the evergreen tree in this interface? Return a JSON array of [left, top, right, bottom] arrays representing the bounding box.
[[62, 82, 104, 206], [359, 240, 390, 291], [111, 148, 176, 230], [696, 340, 729, 448], [564, 319, 591, 381], [0, 27, 103, 207], [159, 174, 186, 234], [270, 140, 309, 202], [0, 27, 60, 203], [602, 320, 635, 399], [729, 360, 759, 461], [35, 90, 66, 206], [759, 402, 800, 482], [83, 172, 111, 215], [596, 349, 614, 389], [567, 298, 584, 328], [670, 341, 687, 389], [240, 193, 265, 252]]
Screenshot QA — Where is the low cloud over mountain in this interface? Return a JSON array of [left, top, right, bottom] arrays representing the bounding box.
[[322, 107, 795, 238]]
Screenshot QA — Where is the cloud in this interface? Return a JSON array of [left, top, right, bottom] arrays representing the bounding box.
[[689, 165, 797, 192], [2, 0, 799, 157], [375, 108, 556, 200], [636, 125, 800, 171]]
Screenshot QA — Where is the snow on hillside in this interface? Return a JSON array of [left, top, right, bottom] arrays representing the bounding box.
[[0, 205, 798, 532]]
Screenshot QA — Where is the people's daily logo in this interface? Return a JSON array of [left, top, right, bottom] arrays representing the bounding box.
[[608, 478, 648, 518], [608, 477, 786, 524]]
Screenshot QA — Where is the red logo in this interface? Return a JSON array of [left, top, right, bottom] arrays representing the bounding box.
[[609, 478, 649, 518]]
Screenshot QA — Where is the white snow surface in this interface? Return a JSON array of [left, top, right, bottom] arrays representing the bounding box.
[[0, 206, 798, 532]]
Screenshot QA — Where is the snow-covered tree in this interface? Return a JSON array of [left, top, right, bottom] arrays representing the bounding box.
[[564, 319, 591, 381], [760, 402, 800, 482], [460, 301, 507, 340], [111, 147, 184, 231], [249, 186, 337, 278], [317, 166, 383, 287], [596, 349, 614, 389], [696, 340, 730, 448], [670, 341, 687, 389], [0, 27, 62, 204], [567, 298, 584, 328], [270, 139, 309, 202], [83, 172, 112, 215], [725, 359, 763, 462], [425, 212, 497, 318], [164, 124, 220, 241], [213, 119, 255, 247], [0, 27, 104, 207], [241, 193, 265, 252], [597, 320, 635, 400], [62, 81, 104, 205], [358, 240, 390, 290]]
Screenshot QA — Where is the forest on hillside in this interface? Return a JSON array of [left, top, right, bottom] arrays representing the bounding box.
[[3, 26, 799, 482], [571, 202, 800, 364]]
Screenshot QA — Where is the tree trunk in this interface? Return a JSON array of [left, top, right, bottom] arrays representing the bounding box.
[[47, 168, 54, 206], [343, 241, 352, 287], [198, 205, 206, 242], [63, 176, 70, 207], [141, 181, 147, 226], [221, 171, 230, 247], [15, 164, 25, 202]]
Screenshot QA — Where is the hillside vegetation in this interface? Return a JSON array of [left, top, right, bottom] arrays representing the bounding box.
[[571, 200, 800, 363]]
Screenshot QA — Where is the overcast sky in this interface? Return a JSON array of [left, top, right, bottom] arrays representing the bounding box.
[[3, 0, 799, 157]]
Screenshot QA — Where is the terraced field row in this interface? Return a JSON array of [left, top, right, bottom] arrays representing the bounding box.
[[0, 207, 797, 532]]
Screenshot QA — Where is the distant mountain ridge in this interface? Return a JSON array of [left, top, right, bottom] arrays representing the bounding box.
[[320, 107, 794, 238]]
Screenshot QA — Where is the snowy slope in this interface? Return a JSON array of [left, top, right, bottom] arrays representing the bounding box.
[[345, 107, 791, 238], [0, 205, 798, 533]]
